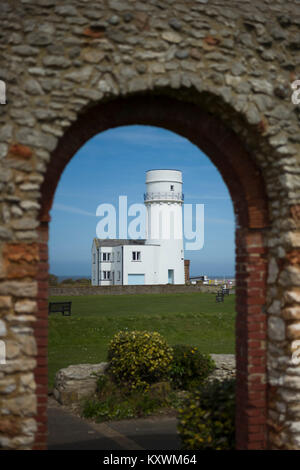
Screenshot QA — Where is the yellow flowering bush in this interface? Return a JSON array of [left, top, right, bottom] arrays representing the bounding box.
[[107, 330, 173, 391], [168, 344, 215, 390]]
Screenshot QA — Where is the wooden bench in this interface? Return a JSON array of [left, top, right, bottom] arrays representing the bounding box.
[[48, 301, 72, 316], [216, 291, 224, 302], [222, 288, 230, 296]]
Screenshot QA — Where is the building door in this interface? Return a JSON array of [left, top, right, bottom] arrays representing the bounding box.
[[168, 269, 174, 284], [128, 274, 145, 285]]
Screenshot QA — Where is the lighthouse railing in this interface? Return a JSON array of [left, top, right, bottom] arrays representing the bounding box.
[[144, 192, 184, 202]]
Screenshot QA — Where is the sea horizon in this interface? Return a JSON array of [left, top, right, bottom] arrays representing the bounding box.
[[55, 274, 236, 281]]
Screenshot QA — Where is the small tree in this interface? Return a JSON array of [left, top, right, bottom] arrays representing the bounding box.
[[49, 274, 58, 286]]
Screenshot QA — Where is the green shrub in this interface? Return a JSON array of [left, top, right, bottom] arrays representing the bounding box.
[[168, 344, 215, 390], [83, 396, 136, 421], [82, 388, 168, 422], [107, 330, 173, 391], [177, 378, 235, 450]]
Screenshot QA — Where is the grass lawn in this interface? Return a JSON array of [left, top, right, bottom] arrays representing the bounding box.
[[48, 292, 236, 388]]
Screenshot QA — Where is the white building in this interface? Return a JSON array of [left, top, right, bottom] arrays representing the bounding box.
[[92, 169, 185, 286]]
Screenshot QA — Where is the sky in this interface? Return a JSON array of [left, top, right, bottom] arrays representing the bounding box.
[[49, 125, 235, 278]]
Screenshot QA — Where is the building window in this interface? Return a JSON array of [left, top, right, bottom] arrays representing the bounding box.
[[170, 185, 174, 191], [117, 251, 120, 262], [102, 270, 111, 280], [132, 251, 141, 261], [93, 253, 96, 264], [117, 271, 121, 281], [102, 252, 111, 262]]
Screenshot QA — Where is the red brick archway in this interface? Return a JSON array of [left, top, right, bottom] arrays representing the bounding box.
[[35, 95, 269, 449]]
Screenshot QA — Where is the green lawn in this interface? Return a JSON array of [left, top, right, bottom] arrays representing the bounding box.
[[48, 292, 236, 388]]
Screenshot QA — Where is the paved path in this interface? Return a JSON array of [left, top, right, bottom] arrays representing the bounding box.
[[47, 398, 181, 450]]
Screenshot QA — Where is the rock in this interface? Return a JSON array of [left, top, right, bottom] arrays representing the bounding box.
[[54, 5, 78, 16], [162, 31, 182, 44], [268, 300, 281, 315], [208, 354, 236, 381], [11, 45, 39, 56], [4, 394, 36, 416], [24, 79, 44, 96], [288, 34, 300, 50], [43, 56, 71, 68], [15, 128, 57, 152], [0, 143, 8, 159], [261, 49, 275, 61], [0, 319, 7, 337], [270, 26, 287, 41], [239, 32, 254, 47], [268, 316, 286, 341], [106, 30, 126, 44], [83, 9, 104, 20], [169, 18, 182, 31], [11, 217, 39, 230], [231, 62, 246, 76], [0, 125, 13, 142], [36, 0, 56, 5], [0, 281, 37, 298], [82, 50, 105, 64], [246, 103, 261, 125], [15, 300, 37, 314], [27, 32, 52, 46], [175, 49, 189, 59], [0, 297, 12, 309], [109, 15, 120, 25], [65, 66, 93, 82], [47, 45, 65, 56], [287, 323, 300, 340], [250, 78, 273, 95], [53, 363, 109, 405], [274, 84, 289, 99], [0, 227, 12, 240], [123, 12, 133, 22]]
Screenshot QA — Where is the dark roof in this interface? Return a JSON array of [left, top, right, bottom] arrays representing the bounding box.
[[94, 238, 146, 248]]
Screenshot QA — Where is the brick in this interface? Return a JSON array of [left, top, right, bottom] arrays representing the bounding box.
[[9, 144, 33, 159], [3, 243, 39, 279], [0, 418, 21, 436]]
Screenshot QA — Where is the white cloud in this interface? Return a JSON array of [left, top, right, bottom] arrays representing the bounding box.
[[52, 203, 96, 217]]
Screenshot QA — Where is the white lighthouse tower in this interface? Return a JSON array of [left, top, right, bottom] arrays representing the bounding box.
[[92, 169, 186, 286], [144, 169, 185, 284]]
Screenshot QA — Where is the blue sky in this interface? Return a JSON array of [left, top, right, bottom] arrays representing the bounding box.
[[49, 125, 235, 278]]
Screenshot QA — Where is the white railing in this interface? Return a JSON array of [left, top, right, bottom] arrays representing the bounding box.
[[144, 192, 184, 202]]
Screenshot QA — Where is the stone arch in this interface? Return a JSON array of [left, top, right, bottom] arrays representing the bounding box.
[[35, 92, 270, 450], [0, 0, 300, 451]]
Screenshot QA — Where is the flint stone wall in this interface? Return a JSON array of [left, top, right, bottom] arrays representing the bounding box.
[[53, 362, 109, 405], [49, 284, 231, 296], [52, 355, 235, 406], [0, 0, 299, 451], [210, 354, 236, 381]]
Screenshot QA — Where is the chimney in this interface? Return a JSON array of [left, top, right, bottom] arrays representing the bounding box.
[[184, 260, 190, 283]]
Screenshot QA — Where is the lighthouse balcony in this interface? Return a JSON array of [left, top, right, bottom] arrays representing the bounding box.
[[144, 192, 184, 202]]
